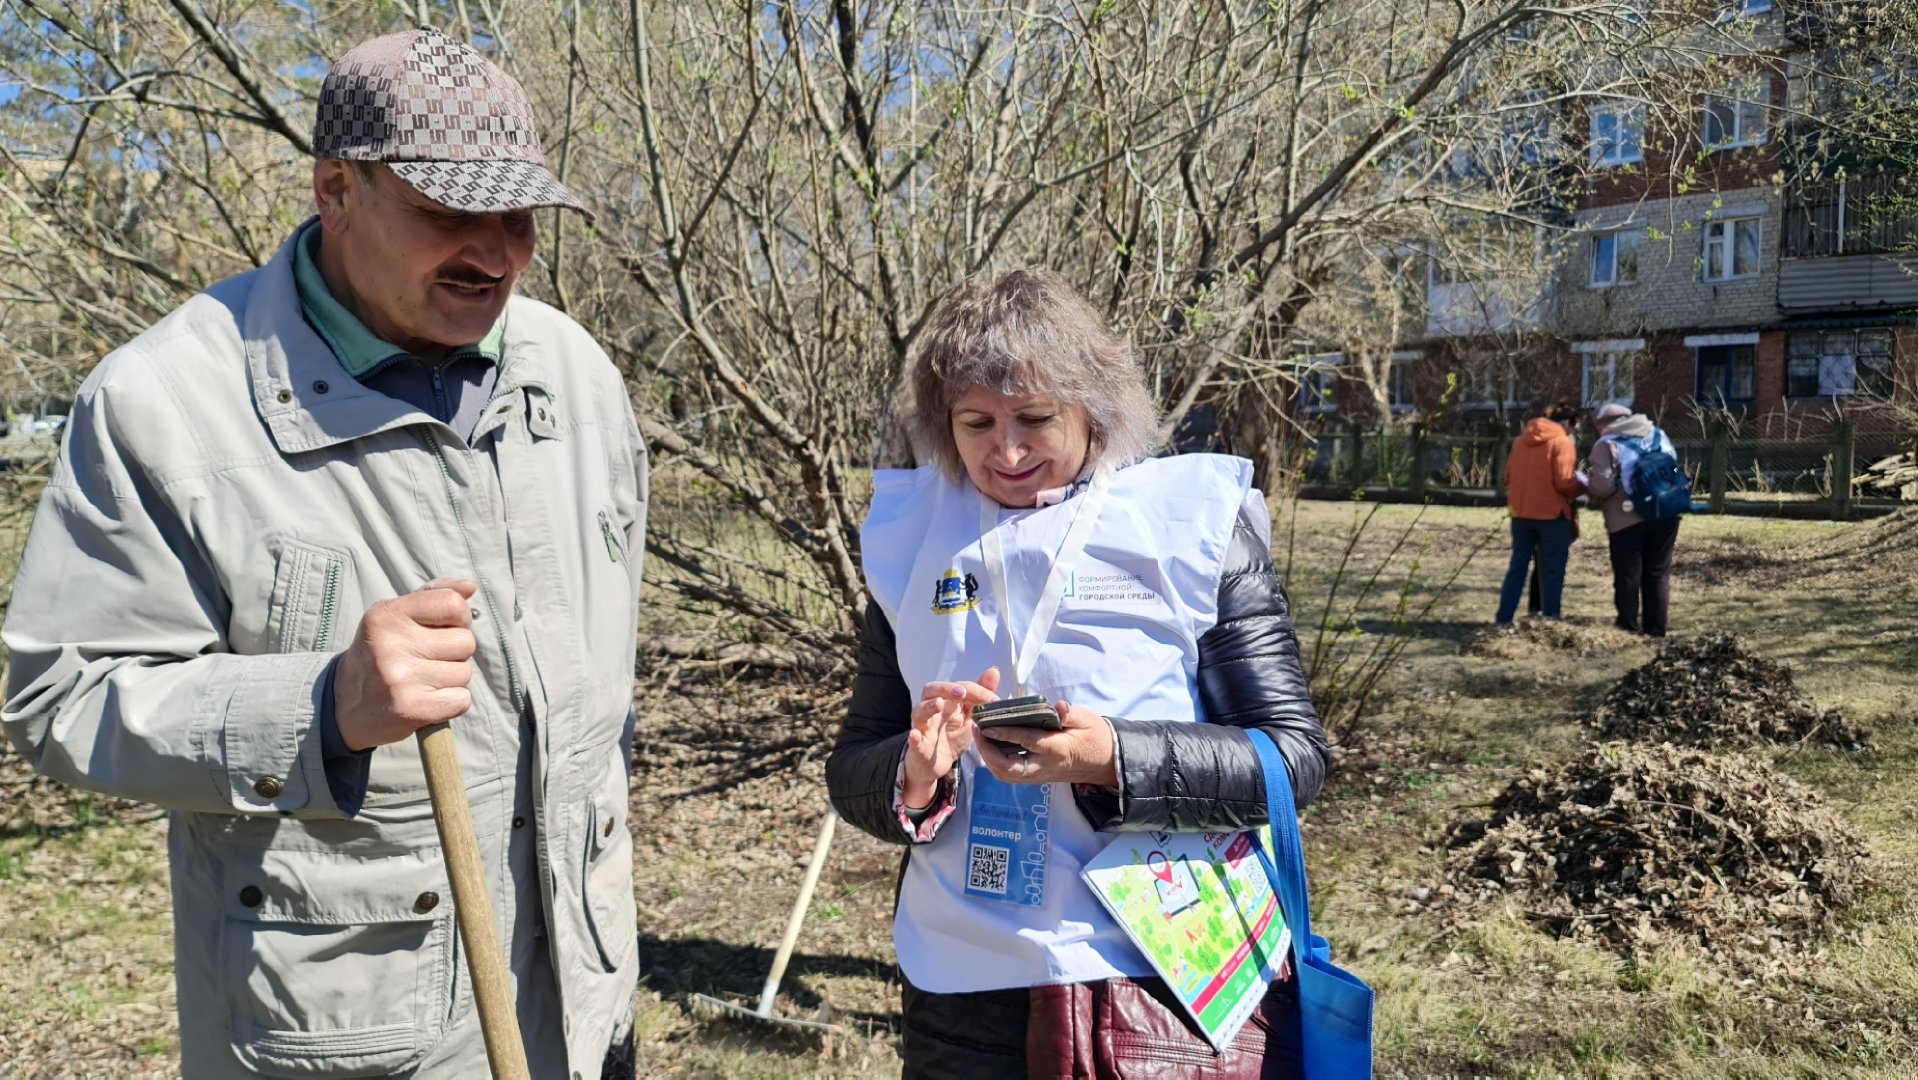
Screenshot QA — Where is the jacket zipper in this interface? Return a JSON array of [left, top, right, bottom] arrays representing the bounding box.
[[430, 366, 450, 424], [598, 510, 623, 563], [419, 429, 528, 717], [417, 426, 554, 932], [313, 559, 342, 653]]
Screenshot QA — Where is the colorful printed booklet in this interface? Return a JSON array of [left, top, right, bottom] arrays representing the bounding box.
[[1081, 828, 1291, 1051]]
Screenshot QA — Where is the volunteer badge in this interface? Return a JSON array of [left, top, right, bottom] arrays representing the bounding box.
[[930, 569, 979, 614]]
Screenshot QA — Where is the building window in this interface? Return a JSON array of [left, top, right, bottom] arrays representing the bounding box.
[[1428, 256, 1465, 287], [1589, 103, 1645, 167], [1503, 91, 1554, 166], [1590, 230, 1640, 287], [1697, 343, 1757, 405], [1702, 217, 1761, 281], [1703, 83, 1768, 149], [1787, 329, 1895, 399], [1582, 351, 1636, 407], [1720, 0, 1771, 17], [1300, 361, 1339, 414], [1463, 366, 1523, 409], [1388, 358, 1416, 412]]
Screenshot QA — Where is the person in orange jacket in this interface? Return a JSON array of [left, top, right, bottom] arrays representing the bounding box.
[[1495, 401, 1587, 624]]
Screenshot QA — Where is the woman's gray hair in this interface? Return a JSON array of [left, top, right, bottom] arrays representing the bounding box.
[[906, 269, 1161, 481]]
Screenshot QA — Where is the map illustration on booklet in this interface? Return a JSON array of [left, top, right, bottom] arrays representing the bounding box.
[[1081, 828, 1291, 1051]]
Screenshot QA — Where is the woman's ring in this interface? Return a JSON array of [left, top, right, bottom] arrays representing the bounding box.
[[1021, 757, 1035, 778]]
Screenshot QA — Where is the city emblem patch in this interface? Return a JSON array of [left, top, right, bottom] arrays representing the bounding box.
[[930, 568, 980, 615]]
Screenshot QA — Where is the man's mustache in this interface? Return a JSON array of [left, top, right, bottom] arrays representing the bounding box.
[[436, 269, 506, 288]]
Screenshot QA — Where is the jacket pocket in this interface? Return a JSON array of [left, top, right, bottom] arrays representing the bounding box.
[[580, 754, 637, 973], [265, 540, 350, 654], [221, 846, 453, 1077], [597, 507, 626, 564]]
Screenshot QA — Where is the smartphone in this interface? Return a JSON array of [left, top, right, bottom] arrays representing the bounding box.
[[971, 694, 1063, 732]]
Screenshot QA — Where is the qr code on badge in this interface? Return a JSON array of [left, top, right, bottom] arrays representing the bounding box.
[[967, 843, 1010, 894]]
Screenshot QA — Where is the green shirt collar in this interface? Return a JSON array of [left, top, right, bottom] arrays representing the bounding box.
[[293, 219, 505, 379]]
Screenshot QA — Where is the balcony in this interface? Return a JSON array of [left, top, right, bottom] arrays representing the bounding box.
[[1778, 173, 1918, 313], [1425, 279, 1555, 339], [1783, 0, 1866, 44]]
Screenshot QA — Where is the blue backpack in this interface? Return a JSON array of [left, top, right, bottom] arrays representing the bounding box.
[[1625, 432, 1691, 520]]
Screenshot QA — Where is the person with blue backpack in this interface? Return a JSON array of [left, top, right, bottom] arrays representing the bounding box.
[[1586, 402, 1691, 636]]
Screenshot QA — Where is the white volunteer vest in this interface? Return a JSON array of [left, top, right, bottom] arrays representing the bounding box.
[[862, 454, 1258, 992]]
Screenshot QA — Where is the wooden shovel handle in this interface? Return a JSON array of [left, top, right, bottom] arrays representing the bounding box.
[[417, 722, 532, 1080]]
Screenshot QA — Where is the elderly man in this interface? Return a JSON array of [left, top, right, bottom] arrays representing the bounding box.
[[2, 29, 645, 1078]]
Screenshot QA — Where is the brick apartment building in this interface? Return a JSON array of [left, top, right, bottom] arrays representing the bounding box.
[[1298, 0, 1917, 444]]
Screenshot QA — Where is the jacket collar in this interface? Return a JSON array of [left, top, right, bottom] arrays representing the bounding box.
[[291, 218, 505, 380], [247, 224, 559, 455]]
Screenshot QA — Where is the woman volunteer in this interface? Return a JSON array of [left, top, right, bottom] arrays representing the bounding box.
[[1586, 402, 1683, 636], [826, 269, 1332, 1077]]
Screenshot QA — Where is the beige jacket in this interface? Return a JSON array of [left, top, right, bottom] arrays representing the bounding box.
[[2, 229, 646, 1078]]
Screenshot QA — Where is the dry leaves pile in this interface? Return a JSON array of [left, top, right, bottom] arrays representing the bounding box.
[[1442, 743, 1869, 950], [1683, 507, 1918, 589], [1585, 633, 1870, 750], [1791, 506, 1918, 584], [1463, 618, 1641, 660]]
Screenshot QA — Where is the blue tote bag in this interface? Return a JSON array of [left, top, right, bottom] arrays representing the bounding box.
[[1247, 728, 1375, 1078]]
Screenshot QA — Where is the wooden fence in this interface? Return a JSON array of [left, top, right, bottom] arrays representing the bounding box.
[[1301, 420, 1911, 520]]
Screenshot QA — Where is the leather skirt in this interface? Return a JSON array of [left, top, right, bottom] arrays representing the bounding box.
[[900, 973, 1302, 1079]]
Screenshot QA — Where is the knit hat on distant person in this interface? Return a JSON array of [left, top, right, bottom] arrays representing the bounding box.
[[1592, 402, 1632, 424], [311, 28, 593, 222]]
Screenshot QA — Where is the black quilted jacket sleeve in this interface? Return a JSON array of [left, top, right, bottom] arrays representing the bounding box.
[[826, 502, 1332, 844], [825, 603, 920, 844]]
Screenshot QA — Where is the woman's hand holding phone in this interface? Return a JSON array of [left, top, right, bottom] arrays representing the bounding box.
[[904, 666, 1001, 807], [974, 699, 1118, 788]]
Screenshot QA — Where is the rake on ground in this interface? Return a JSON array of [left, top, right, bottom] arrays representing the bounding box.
[[689, 806, 840, 1035]]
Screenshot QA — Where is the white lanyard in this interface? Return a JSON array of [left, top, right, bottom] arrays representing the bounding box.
[[977, 467, 1113, 694]]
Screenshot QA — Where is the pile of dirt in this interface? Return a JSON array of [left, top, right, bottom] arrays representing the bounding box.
[[1442, 743, 1869, 949], [1585, 633, 1869, 750], [1464, 618, 1641, 660]]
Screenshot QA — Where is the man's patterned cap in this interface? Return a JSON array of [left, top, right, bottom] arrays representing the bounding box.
[[313, 29, 592, 221]]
